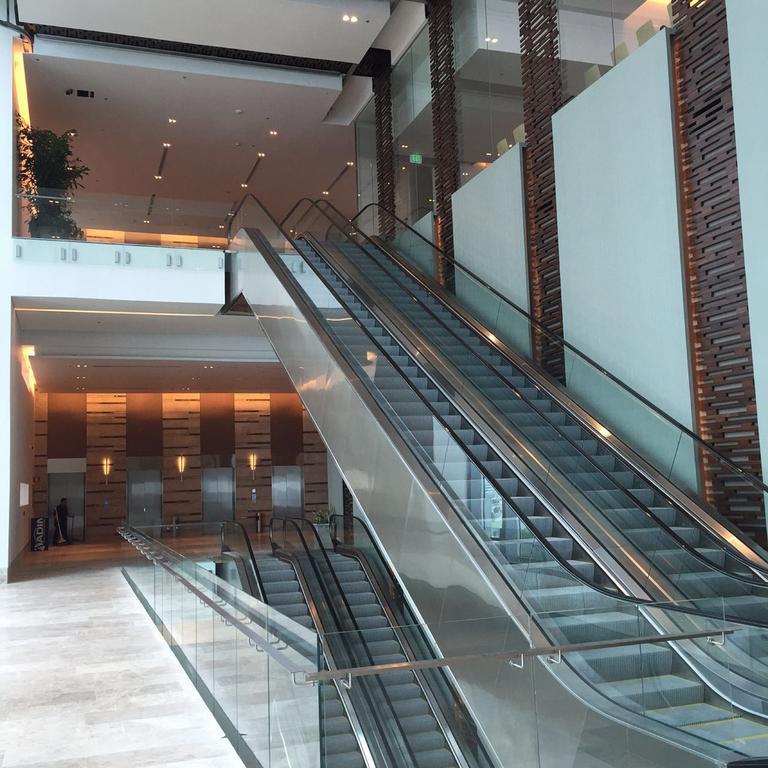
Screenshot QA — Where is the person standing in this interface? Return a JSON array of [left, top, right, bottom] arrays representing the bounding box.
[[55, 497, 70, 545]]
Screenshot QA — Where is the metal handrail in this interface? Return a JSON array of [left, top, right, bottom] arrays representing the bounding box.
[[119, 525, 303, 670], [297, 200, 768, 587], [300, 627, 736, 685], [349, 201, 768, 501]]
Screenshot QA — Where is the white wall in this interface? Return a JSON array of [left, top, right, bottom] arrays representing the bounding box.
[[1, 27, 16, 581], [728, 0, 768, 493], [451, 144, 531, 356], [553, 30, 697, 486]]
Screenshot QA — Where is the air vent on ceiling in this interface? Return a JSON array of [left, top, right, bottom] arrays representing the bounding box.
[[65, 88, 94, 98]]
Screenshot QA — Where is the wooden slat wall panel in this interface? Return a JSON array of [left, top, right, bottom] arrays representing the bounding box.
[[234, 393, 272, 525], [520, 0, 565, 378], [427, 0, 459, 279], [85, 393, 126, 537], [671, 0, 764, 538], [373, 60, 396, 240], [302, 407, 328, 518], [162, 393, 201, 523], [33, 393, 48, 517]]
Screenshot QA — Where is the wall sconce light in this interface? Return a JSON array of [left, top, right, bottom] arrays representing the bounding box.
[[176, 454, 187, 480], [248, 453, 258, 480], [102, 457, 112, 484]]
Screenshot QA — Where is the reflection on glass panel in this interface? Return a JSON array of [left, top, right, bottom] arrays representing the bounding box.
[[392, 26, 435, 226], [454, 0, 524, 187], [559, 0, 672, 99]]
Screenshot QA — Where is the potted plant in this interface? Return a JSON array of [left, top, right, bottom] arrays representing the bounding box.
[[17, 120, 89, 239], [313, 506, 336, 544]]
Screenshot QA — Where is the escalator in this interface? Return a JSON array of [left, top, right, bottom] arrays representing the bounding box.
[[220, 517, 490, 768], [285, 200, 768, 615], [228, 198, 768, 765]]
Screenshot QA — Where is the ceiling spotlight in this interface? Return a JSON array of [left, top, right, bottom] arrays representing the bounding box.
[[168, 117, 177, 124], [351, 15, 358, 22], [162, 142, 172, 148], [346, 161, 354, 167], [342, 13, 358, 22], [240, 183, 248, 188], [322, 190, 330, 196], [218, 224, 225, 229], [269, 129, 278, 136], [343, 13, 350, 21], [401, 143, 408, 149], [143, 219, 150, 224], [154, 175, 163, 180], [257, 151, 266, 158]]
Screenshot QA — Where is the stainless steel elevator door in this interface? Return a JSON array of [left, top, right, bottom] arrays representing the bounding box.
[[202, 467, 235, 523], [271, 466, 304, 518], [127, 470, 163, 528]]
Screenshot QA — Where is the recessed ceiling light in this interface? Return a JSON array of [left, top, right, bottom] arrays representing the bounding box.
[[322, 190, 330, 196], [240, 183, 248, 188], [162, 142, 171, 148], [154, 175, 162, 180], [342, 13, 358, 22], [143, 219, 150, 224], [257, 151, 266, 158], [346, 161, 354, 167], [269, 129, 278, 136], [168, 117, 177, 124], [350, 15, 358, 22], [218, 224, 225, 229], [401, 143, 408, 149]]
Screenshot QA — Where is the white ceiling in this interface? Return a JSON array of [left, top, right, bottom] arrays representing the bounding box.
[[18, 0, 390, 63], [30, 357, 295, 393], [24, 41, 358, 228]]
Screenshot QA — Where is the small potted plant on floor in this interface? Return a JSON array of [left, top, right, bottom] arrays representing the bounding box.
[[313, 506, 336, 545], [17, 120, 89, 239]]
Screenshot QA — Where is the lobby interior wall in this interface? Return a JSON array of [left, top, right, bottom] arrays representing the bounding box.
[[8, 313, 34, 573], [728, 0, 768, 501], [451, 144, 531, 356], [1, 27, 17, 581], [552, 29, 697, 487]]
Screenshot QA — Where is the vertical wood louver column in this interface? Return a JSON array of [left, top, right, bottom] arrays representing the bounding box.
[[372, 54, 396, 239], [427, 0, 459, 286], [671, 0, 764, 538], [519, 0, 564, 379]]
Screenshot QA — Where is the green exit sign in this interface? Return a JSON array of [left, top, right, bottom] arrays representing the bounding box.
[[409, 153, 423, 165]]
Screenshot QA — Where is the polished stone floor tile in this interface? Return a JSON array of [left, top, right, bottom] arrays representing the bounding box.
[[0, 544, 243, 768]]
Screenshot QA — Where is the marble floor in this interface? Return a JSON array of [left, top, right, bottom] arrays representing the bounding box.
[[0, 542, 244, 768]]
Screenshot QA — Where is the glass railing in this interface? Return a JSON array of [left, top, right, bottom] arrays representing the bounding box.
[[15, 190, 232, 249], [327, 202, 768, 557], [120, 525, 321, 768]]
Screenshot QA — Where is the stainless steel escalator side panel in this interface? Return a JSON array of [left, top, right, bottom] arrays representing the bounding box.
[[371, 237, 768, 577], [229, 228, 727, 768]]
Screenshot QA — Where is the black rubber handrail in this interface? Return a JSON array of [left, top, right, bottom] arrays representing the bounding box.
[[350, 202, 768, 501], [303, 199, 768, 587], [221, 520, 268, 603], [269, 517, 419, 768], [329, 514, 495, 768]]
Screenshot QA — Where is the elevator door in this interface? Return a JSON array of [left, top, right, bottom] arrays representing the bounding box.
[[48, 473, 85, 542], [271, 466, 304, 518], [127, 470, 163, 528], [202, 467, 235, 523]]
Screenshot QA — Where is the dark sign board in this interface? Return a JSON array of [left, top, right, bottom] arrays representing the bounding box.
[[30, 516, 48, 551]]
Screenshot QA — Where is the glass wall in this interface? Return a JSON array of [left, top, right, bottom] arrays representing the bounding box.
[[454, 0, 524, 186], [353, 0, 672, 227], [391, 25, 434, 230]]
